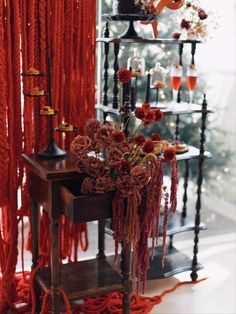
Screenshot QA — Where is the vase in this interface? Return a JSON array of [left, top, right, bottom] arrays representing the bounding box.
[[113, 0, 143, 15]]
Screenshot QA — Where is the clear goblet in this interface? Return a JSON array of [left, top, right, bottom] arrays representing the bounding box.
[[187, 64, 198, 104], [170, 64, 183, 104]]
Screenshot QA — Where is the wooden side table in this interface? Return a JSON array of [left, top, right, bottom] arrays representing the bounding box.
[[22, 153, 132, 314]]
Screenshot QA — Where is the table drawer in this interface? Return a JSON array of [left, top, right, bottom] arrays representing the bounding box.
[[60, 181, 114, 223]]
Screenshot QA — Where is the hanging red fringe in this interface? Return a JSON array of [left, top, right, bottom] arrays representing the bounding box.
[[0, 0, 96, 312]]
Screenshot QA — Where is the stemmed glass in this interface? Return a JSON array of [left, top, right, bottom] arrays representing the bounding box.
[[170, 64, 183, 104], [186, 64, 198, 104]]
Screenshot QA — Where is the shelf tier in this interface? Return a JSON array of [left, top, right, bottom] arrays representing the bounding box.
[[97, 38, 202, 45], [105, 211, 206, 238], [95, 102, 214, 116], [36, 258, 124, 301], [147, 246, 203, 280], [103, 13, 157, 22], [106, 246, 203, 280]]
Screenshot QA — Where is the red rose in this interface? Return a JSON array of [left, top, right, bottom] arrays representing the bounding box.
[[154, 109, 163, 122], [118, 68, 132, 84], [151, 133, 162, 141], [142, 102, 151, 110], [134, 134, 145, 146], [143, 140, 155, 154], [181, 19, 191, 30], [111, 130, 125, 143], [135, 107, 146, 120], [172, 32, 181, 40], [119, 160, 131, 174], [143, 109, 155, 126], [164, 148, 176, 161]]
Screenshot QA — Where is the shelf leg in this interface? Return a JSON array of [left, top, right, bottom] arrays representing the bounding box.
[[97, 219, 106, 259], [191, 95, 208, 281], [50, 221, 60, 313], [113, 41, 120, 109], [182, 160, 189, 219], [103, 23, 110, 109], [121, 242, 132, 314], [177, 43, 183, 103], [175, 114, 180, 141], [169, 235, 174, 249], [30, 199, 41, 312]]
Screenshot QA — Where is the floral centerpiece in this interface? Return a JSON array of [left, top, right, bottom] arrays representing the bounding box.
[[173, 0, 208, 40], [71, 69, 178, 290]]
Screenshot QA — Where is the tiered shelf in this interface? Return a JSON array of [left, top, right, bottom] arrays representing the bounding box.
[[36, 258, 124, 301], [97, 20, 213, 282]]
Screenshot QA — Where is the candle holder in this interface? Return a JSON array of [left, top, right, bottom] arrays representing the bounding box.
[[22, 57, 67, 159]]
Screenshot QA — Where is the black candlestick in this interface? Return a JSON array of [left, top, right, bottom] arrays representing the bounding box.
[[38, 57, 66, 159]]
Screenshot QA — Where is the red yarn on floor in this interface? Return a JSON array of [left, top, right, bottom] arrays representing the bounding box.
[[26, 271, 207, 314]]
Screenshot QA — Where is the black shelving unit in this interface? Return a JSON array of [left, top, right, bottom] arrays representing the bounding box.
[[96, 20, 213, 282]]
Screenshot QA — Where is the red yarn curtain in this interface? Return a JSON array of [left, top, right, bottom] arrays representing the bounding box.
[[0, 0, 96, 312]]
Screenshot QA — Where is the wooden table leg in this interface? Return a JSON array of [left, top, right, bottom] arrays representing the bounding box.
[[50, 220, 60, 314], [121, 242, 132, 314], [30, 199, 41, 312], [97, 219, 106, 259]]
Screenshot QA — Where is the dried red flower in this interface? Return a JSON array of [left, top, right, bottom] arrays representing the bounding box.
[[181, 19, 191, 30], [135, 108, 146, 120], [107, 148, 123, 167], [143, 140, 155, 154], [151, 133, 162, 141], [153, 109, 163, 122], [119, 160, 132, 174], [134, 134, 145, 146], [198, 9, 208, 20], [172, 32, 181, 40], [143, 110, 155, 126], [118, 68, 132, 84], [142, 102, 151, 110], [164, 148, 176, 161], [111, 131, 125, 143]]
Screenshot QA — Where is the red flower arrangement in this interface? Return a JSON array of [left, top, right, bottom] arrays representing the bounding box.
[[71, 107, 178, 291], [173, 1, 209, 40]]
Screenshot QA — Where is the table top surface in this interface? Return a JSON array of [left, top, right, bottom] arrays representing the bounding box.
[[22, 153, 80, 181]]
